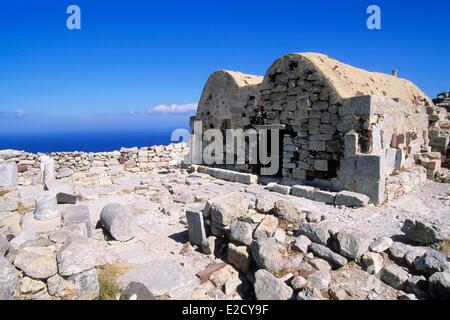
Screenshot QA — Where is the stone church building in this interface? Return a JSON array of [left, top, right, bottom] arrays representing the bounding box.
[[191, 53, 432, 204]]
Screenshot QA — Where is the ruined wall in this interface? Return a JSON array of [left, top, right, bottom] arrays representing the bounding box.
[[192, 53, 432, 204], [0, 143, 188, 186]]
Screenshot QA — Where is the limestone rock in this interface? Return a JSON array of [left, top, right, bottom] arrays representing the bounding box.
[[253, 215, 278, 239], [0, 234, 9, 257], [413, 250, 449, 275], [273, 200, 306, 223], [56, 240, 98, 276], [208, 193, 249, 226], [401, 219, 448, 245], [0, 256, 17, 295], [14, 250, 57, 279], [56, 193, 77, 205], [380, 264, 410, 290], [100, 204, 137, 242], [306, 270, 331, 290], [34, 192, 60, 221], [309, 243, 348, 268], [250, 238, 286, 274], [185, 206, 207, 246], [291, 276, 307, 290], [253, 269, 293, 300], [47, 274, 69, 298], [67, 268, 99, 300], [292, 235, 311, 254], [20, 277, 46, 294], [369, 237, 393, 253], [361, 252, 384, 274], [428, 272, 450, 300], [229, 220, 254, 246], [227, 243, 252, 273], [334, 191, 369, 207], [0, 163, 18, 187], [296, 223, 330, 245], [62, 205, 93, 237], [336, 231, 370, 259], [296, 286, 324, 300]]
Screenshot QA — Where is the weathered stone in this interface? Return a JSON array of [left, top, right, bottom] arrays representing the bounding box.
[[0, 163, 18, 187], [401, 219, 448, 245], [40, 155, 55, 183], [229, 220, 254, 246], [291, 276, 307, 290], [56, 193, 77, 205], [361, 252, 384, 274], [20, 277, 46, 294], [273, 200, 306, 223], [34, 192, 60, 221], [336, 231, 370, 259], [185, 206, 207, 246], [311, 190, 335, 204], [270, 184, 291, 195], [334, 191, 369, 207], [209, 193, 249, 226], [388, 242, 409, 263], [0, 256, 17, 296], [100, 204, 137, 242], [56, 166, 74, 179], [380, 264, 410, 290], [310, 258, 331, 271], [369, 237, 393, 253], [56, 240, 98, 276], [255, 196, 275, 214], [296, 223, 330, 245], [309, 243, 348, 268], [291, 185, 314, 199], [254, 269, 293, 300], [296, 286, 324, 300], [428, 272, 450, 300], [254, 215, 278, 239], [67, 268, 99, 300], [14, 250, 57, 279], [62, 205, 93, 237], [228, 243, 252, 273], [47, 274, 68, 298], [273, 228, 286, 243], [413, 250, 448, 275], [250, 238, 286, 274], [120, 281, 156, 300], [292, 235, 311, 254], [306, 270, 331, 290], [0, 234, 9, 257], [405, 248, 427, 267]]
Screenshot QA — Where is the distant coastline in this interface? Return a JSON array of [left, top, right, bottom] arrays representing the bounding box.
[[0, 128, 185, 153]]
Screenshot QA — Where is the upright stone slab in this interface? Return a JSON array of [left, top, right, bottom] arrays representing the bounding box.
[[0, 163, 18, 187], [34, 192, 60, 221], [62, 206, 93, 237], [355, 154, 385, 205], [185, 206, 206, 246], [100, 204, 137, 242], [40, 155, 55, 184]]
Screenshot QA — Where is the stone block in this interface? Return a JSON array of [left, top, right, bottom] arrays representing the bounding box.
[[334, 191, 369, 207], [186, 206, 207, 247], [291, 185, 315, 199], [0, 163, 18, 187]]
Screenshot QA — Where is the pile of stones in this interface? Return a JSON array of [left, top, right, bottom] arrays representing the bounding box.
[[433, 92, 450, 110], [186, 192, 450, 300]]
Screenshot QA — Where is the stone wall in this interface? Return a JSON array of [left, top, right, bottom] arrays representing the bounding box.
[[0, 143, 189, 186]]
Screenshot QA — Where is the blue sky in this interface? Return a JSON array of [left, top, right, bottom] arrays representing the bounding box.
[[0, 0, 449, 132]]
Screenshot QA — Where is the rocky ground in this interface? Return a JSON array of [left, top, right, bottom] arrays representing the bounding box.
[[1, 162, 449, 300]]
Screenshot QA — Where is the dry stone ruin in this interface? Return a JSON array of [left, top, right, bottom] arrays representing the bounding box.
[[192, 53, 443, 204]]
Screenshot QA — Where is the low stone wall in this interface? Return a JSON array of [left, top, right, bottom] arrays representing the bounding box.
[[0, 143, 189, 186]]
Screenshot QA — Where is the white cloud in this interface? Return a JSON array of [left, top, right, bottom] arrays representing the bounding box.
[[149, 103, 198, 114], [14, 109, 27, 118]]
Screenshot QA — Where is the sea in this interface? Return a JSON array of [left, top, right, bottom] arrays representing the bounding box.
[[0, 129, 187, 153]]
